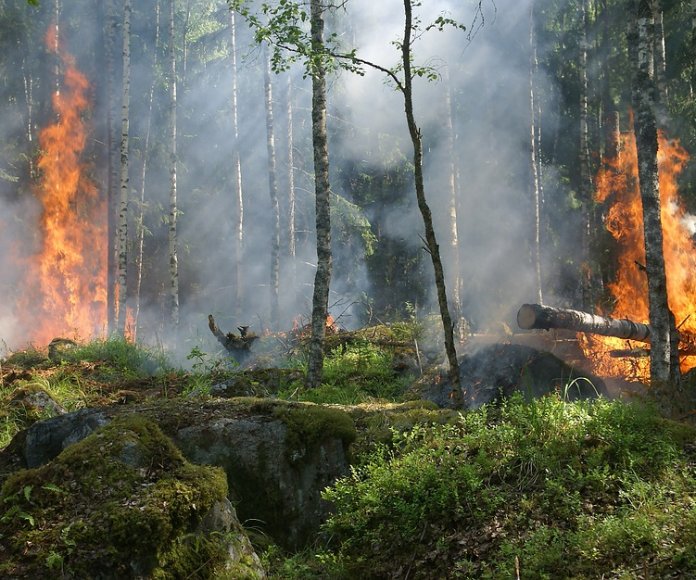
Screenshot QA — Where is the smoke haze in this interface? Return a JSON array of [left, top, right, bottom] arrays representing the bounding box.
[[0, 0, 580, 360]]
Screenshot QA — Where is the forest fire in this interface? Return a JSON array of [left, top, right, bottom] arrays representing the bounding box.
[[16, 26, 106, 346], [580, 126, 694, 381]]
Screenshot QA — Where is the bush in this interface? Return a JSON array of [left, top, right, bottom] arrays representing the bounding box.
[[320, 396, 696, 579]]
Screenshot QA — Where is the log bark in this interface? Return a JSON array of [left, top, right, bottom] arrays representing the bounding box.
[[517, 303, 652, 342]]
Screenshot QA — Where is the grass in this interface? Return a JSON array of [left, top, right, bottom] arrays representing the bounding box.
[[0, 337, 174, 449]]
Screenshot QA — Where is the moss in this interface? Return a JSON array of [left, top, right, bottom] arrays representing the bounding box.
[[272, 403, 356, 462], [0, 414, 232, 579]]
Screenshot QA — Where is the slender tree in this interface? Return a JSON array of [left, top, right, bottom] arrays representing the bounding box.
[[629, 0, 679, 384], [579, 0, 593, 308], [168, 0, 180, 329], [306, 0, 332, 388], [286, 72, 297, 290], [652, 0, 667, 104], [264, 44, 281, 329], [104, 0, 120, 333], [230, 8, 244, 321], [116, 0, 131, 335], [444, 67, 463, 323], [133, 0, 161, 337], [529, 0, 543, 305], [400, 0, 461, 399]]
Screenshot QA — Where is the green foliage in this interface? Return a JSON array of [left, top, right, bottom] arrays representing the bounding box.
[[318, 397, 696, 579], [60, 336, 170, 379], [282, 340, 413, 404]]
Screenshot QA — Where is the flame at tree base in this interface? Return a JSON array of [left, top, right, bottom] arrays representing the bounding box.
[[582, 124, 695, 382], [16, 26, 106, 347]]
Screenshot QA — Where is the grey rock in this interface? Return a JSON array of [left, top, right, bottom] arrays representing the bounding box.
[[23, 408, 111, 468]]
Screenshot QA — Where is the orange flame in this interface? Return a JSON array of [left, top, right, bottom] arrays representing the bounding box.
[[582, 124, 694, 380], [17, 26, 106, 346]]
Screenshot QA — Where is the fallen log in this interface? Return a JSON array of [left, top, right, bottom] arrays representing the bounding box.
[[517, 303, 652, 343]]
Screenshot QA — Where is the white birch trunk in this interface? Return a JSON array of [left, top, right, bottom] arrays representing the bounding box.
[[443, 67, 462, 322], [116, 0, 131, 335], [105, 0, 119, 333], [264, 45, 281, 330], [529, 1, 543, 305], [168, 0, 179, 329], [133, 0, 161, 337], [579, 0, 593, 308], [230, 9, 244, 321], [630, 0, 678, 384], [286, 73, 297, 289]]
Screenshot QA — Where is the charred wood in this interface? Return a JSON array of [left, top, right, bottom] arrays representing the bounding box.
[[517, 303, 652, 343], [208, 314, 258, 356]]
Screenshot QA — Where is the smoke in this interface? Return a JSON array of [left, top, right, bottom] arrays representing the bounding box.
[[0, 0, 578, 361]]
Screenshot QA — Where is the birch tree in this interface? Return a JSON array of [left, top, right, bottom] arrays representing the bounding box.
[[116, 0, 131, 335], [168, 0, 180, 329], [285, 73, 297, 290], [105, 0, 119, 332], [264, 44, 281, 329], [579, 0, 593, 308], [133, 0, 161, 336], [652, 0, 667, 104], [629, 0, 679, 384], [230, 9, 244, 321], [230, 0, 342, 387], [529, 0, 543, 305]]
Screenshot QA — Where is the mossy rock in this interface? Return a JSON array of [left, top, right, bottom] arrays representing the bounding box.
[[0, 414, 264, 579]]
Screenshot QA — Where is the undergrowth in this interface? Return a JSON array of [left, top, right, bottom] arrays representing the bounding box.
[[0, 337, 173, 449], [271, 395, 696, 579]]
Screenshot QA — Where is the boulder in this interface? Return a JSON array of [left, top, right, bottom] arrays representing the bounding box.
[[1, 398, 356, 551], [0, 415, 265, 579]]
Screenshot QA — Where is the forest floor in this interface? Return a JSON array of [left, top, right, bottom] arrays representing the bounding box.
[[1, 327, 695, 578]]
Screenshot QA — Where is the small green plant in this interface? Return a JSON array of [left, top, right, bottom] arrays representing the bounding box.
[[1, 485, 36, 528], [319, 396, 696, 579]]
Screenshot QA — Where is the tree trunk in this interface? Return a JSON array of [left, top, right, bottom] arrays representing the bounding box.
[[21, 58, 35, 178], [133, 0, 161, 338], [230, 9, 244, 321], [264, 44, 281, 330], [306, 0, 332, 389], [517, 303, 652, 342], [629, 0, 678, 384], [116, 0, 131, 335], [168, 0, 180, 329], [402, 0, 461, 401], [529, 1, 543, 305], [579, 0, 594, 309], [600, 0, 619, 161], [443, 67, 462, 324], [105, 0, 118, 333], [652, 0, 668, 104], [286, 72, 297, 290], [692, 0, 696, 97]]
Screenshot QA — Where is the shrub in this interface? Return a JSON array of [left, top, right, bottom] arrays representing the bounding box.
[[321, 396, 696, 579]]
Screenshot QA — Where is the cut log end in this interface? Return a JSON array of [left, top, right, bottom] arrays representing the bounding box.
[[517, 303, 652, 343], [517, 304, 541, 330]]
